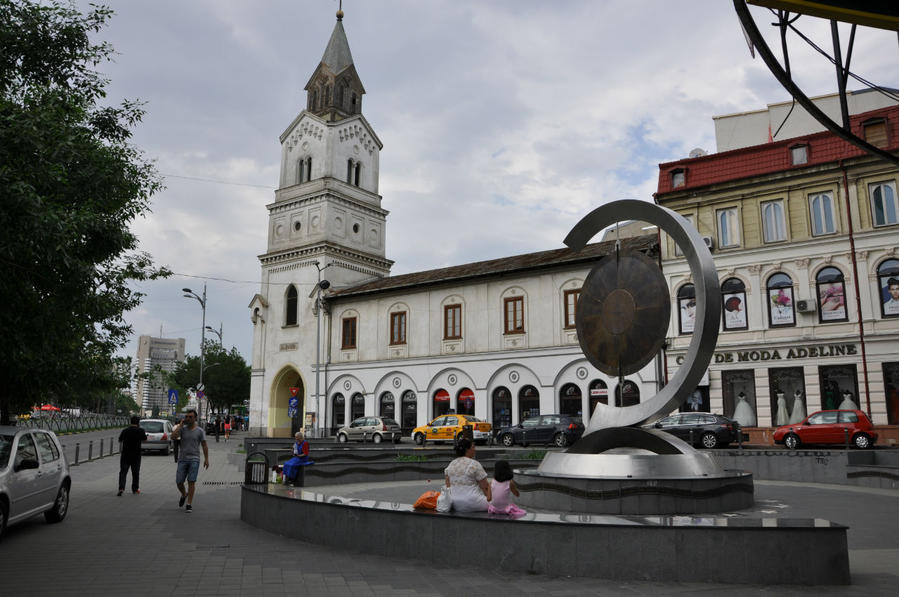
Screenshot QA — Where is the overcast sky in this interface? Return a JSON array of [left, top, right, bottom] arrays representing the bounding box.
[[78, 0, 896, 364]]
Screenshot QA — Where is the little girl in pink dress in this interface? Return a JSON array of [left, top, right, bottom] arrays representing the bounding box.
[[487, 460, 526, 517]]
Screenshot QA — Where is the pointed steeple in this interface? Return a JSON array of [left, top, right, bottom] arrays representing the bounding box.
[[304, 10, 366, 122]]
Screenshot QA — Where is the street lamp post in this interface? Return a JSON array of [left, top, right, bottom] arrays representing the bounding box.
[[314, 261, 332, 438], [182, 283, 207, 418], [205, 323, 223, 346]]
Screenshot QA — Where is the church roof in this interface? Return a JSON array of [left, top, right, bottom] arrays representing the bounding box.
[[321, 20, 355, 75], [330, 233, 658, 299]]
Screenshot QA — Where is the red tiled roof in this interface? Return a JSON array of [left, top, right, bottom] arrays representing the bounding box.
[[656, 105, 899, 195]]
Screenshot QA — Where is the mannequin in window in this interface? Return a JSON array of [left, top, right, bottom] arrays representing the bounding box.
[[732, 391, 756, 427], [687, 389, 703, 412], [788, 389, 807, 424], [775, 391, 789, 426], [838, 390, 858, 411]]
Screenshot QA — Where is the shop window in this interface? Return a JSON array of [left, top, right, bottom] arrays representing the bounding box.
[[401, 390, 417, 435], [677, 283, 696, 335], [717, 207, 740, 248], [883, 362, 899, 425], [331, 393, 345, 435], [285, 284, 298, 326], [761, 201, 786, 243], [721, 277, 748, 331], [457, 388, 475, 415], [818, 364, 859, 411], [588, 379, 609, 417], [877, 258, 899, 318], [766, 272, 795, 327], [350, 393, 365, 420], [390, 311, 407, 345], [816, 267, 847, 323], [790, 144, 808, 165], [504, 296, 525, 334], [768, 367, 806, 426], [433, 389, 450, 418], [444, 304, 461, 339], [492, 387, 512, 430], [518, 385, 539, 422], [559, 383, 582, 417], [615, 380, 640, 407], [563, 289, 580, 329], [379, 392, 395, 419], [809, 192, 836, 236], [680, 387, 710, 413], [341, 316, 357, 349], [870, 181, 898, 227], [722, 370, 757, 427]]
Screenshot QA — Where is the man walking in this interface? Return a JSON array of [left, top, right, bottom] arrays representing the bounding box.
[[172, 408, 209, 513], [118, 415, 147, 496]]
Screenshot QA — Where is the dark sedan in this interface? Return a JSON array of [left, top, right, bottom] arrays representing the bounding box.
[[497, 414, 585, 448], [649, 413, 739, 449]]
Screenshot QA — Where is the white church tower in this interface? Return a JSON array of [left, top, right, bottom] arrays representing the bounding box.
[[248, 9, 391, 437]]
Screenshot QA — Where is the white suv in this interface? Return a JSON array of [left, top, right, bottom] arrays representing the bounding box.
[[0, 426, 71, 539]]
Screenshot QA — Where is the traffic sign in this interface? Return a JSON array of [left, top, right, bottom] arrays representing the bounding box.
[[197, 390, 205, 400], [289, 387, 299, 397], [168, 389, 179, 405], [287, 407, 297, 418], [289, 396, 298, 409]]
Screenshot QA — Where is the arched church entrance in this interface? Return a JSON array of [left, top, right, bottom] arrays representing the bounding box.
[[269, 367, 305, 438]]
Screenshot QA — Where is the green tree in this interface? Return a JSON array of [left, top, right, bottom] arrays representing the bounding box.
[[0, 1, 168, 424], [169, 341, 251, 417]]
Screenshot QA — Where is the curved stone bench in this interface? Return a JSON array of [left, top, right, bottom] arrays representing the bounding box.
[[241, 483, 849, 585]]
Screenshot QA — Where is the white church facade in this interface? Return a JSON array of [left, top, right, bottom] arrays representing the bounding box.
[[247, 14, 660, 438]]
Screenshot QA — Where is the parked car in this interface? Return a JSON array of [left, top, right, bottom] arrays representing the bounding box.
[[336, 416, 403, 444], [648, 413, 739, 449], [139, 419, 174, 455], [412, 414, 492, 445], [0, 427, 71, 540], [773, 409, 876, 449], [497, 414, 585, 448]]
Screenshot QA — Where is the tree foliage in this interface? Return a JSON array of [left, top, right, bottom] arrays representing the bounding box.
[[0, 1, 168, 423], [169, 342, 251, 417]]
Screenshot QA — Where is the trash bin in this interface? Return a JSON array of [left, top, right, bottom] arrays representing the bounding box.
[[244, 453, 267, 485]]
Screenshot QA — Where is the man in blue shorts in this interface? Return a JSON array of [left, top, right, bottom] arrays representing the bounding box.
[[173, 409, 209, 513]]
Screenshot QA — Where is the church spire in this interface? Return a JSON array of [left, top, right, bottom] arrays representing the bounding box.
[[304, 8, 365, 121]]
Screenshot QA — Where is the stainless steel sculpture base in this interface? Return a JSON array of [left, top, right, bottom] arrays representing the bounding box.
[[517, 427, 754, 514]]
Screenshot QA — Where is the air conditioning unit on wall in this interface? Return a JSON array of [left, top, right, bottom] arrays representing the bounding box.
[[702, 236, 714, 250], [796, 299, 816, 313]]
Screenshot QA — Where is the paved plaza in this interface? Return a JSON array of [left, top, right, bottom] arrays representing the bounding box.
[[0, 431, 897, 596]]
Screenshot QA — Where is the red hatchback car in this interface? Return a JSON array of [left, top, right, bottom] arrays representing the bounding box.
[[773, 409, 877, 449]]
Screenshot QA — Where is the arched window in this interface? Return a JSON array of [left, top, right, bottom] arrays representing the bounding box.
[[559, 383, 581, 417], [351, 92, 358, 113], [809, 192, 836, 235], [354, 162, 361, 186], [457, 388, 475, 415], [296, 158, 305, 185], [677, 283, 696, 335], [492, 387, 511, 429], [877, 258, 899, 318], [588, 379, 608, 416], [379, 391, 395, 419], [350, 393, 365, 420], [761, 201, 786, 242], [518, 385, 539, 422], [401, 390, 417, 434], [816, 267, 847, 322], [346, 159, 353, 183], [433, 389, 450, 417], [304, 157, 312, 182], [615, 380, 640, 407], [331, 393, 345, 434], [767, 273, 795, 327], [721, 277, 748, 331], [869, 181, 898, 226], [285, 285, 298, 326]]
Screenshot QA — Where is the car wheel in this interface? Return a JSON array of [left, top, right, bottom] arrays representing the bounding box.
[[501, 433, 514, 447], [414, 433, 425, 446], [373, 433, 383, 444], [337, 433, 348, 443], [553, 433, 568, 448], [853, 433, 871, 449], [784, 433, 800, 450], [44, 483, 69, 523], [700, 432, 719, 449]]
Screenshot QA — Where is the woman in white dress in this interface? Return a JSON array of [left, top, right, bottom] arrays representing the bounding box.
[[788, 389, 807, 424], [444, 438, 491, 512], [775, 392, 789, 426], [732, 392, 757, 427]]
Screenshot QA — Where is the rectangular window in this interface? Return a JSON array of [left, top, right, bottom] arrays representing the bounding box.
[[809, 192, 836, 235], [341, 317, 357, 349], [717, 208, 740, 248], [790, 145, 808, 165], [563, 289, 580, 328], [761, 200, 786, 243], [671, 169, 685, 189], [863, 120, 887, 147], [504, 296, 524, 334], [870, 181, 898, 226], [444, 304, 461, 339], [390, 312, 407, 345], [673, 214, 694, 257]]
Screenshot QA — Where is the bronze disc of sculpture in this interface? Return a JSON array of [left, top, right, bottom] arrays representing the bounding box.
[[576, 250, 670, 376]]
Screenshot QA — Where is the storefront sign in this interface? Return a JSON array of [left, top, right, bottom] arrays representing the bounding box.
[[675, 343, 857, 365]]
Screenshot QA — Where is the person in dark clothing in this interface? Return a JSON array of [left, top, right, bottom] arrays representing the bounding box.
[[118, 415, 147, 496]]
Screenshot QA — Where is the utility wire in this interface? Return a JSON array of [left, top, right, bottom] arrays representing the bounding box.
[[161, 173, 276, 190]]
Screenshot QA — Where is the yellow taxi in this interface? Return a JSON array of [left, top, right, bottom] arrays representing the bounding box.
[[412, 414, 492, 445]]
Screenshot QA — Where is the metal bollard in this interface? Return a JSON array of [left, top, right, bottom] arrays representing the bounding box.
[[74, 443, 80, 465], [844, 427, 850, 450], [88, 440, 93, 461]]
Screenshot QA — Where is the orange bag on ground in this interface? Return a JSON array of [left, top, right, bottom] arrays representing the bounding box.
[[413, 490, 440, 510]]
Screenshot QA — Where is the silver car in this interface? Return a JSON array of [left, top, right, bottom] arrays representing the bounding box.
[[0, 426, 71, 539], [139, 419, 174, 455], [336, 416, 402, 444]]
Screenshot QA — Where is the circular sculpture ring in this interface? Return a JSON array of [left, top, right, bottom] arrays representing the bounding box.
[[564, 200, 720, 431]]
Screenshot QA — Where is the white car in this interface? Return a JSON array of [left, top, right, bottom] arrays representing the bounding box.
[[139, 419, 174, 455], [0, 426, 71, 539]]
